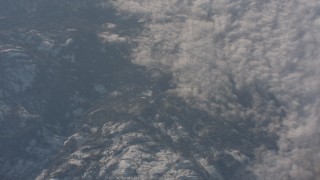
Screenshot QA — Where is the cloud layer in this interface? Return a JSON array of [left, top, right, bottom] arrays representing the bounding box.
[[110, 0, 320, 179]]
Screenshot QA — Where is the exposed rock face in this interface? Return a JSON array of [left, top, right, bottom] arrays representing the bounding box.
[[0, 1, 274, 180]]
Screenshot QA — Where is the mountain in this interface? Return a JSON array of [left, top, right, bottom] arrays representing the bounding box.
[[1, 1, 319, 180]]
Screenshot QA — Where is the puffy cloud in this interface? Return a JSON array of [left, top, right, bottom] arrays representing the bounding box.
[[110, 0, 320, 179]]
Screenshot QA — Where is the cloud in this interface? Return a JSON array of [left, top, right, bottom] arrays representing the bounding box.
[[110, 0, 320, 179], [98, 31, 127, 44]]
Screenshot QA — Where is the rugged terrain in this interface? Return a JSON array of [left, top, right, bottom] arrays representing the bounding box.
[[0, 0, 295, 179]]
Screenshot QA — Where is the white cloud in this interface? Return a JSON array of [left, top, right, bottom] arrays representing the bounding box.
[[110, 0, 320, 179], [98, 31, 127, 44]]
